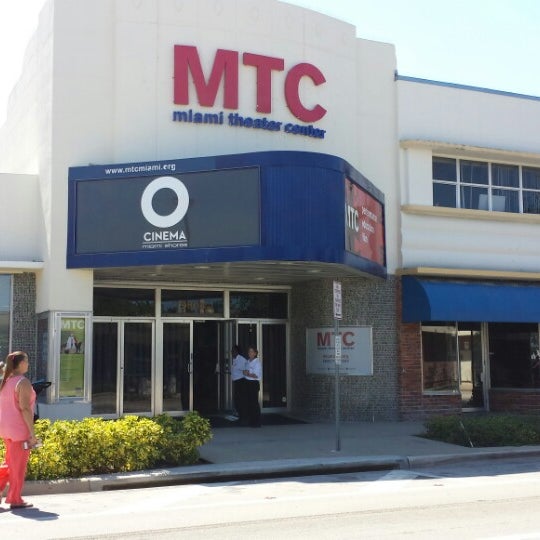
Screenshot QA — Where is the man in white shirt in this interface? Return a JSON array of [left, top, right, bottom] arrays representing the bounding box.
[[243, 347, 262, 427]]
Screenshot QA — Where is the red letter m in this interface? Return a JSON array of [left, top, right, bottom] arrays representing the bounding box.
[[317, 332, 332, 347], [174, 45, 239, 109]]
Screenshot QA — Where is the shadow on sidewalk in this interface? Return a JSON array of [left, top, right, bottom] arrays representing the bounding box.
[[206, 413, 308, 428]]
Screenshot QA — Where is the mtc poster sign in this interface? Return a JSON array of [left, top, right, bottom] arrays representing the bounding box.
[[306, 326, 373, 376], [345, 178, 385, 267]]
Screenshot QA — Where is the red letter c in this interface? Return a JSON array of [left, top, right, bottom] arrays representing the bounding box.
[[285, 63, 327, 123]]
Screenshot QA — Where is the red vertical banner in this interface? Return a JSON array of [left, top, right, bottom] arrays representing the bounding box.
[[345, 178, 385, 267]]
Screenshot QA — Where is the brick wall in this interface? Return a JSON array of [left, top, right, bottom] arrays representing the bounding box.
[[289, 276, 399, 421], [11, 272, 37, 380], [397, 277, 461, 420], [490, 389, 540, 414]]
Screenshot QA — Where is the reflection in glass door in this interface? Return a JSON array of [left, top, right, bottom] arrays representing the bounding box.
[[192, 321, 219, 414], [459, 323, 484, 409], [237, 323, 257, 357], [262, 323, 287, 408], [92, 318, 287, 416], [163, 323, 191, 412], [237, 322, 287, 410], [92, 321, 154, 416], [123, 322, 154, 414], [92, 322, 118, 415], [221, 320, 235, 412]]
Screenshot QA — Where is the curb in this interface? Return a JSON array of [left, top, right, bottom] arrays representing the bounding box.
[[23, 446, 540, 497], [23, 456, 405, 496], [403, 445, 540, 469]]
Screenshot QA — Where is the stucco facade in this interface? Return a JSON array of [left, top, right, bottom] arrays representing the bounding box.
[[1, 0, 539, 421]]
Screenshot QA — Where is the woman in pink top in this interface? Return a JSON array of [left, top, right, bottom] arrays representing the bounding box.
[[0, 351, 37, 509]]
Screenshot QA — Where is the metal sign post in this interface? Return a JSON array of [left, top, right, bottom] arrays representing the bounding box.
[[333, 280, 342, 452]]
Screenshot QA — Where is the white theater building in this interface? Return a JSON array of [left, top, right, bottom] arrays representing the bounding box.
[[0, 0, 539, 421]]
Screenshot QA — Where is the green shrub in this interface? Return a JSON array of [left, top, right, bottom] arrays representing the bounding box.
[[424, 415, 468, 446], [0, 412, 212, 481], [153, 412, 212, 466], [424, 414, 540, 447]]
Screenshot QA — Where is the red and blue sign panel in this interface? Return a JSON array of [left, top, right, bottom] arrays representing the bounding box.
[[345, 178, 385, 267]]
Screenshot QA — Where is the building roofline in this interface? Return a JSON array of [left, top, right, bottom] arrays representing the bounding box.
[[396, 74, 540, 103]]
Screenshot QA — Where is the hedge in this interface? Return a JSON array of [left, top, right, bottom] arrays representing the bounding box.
[[0, 412, 212, 480], [423, 414, 540, 447]]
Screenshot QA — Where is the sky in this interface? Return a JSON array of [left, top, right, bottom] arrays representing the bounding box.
[[0, 0, 539, 125]]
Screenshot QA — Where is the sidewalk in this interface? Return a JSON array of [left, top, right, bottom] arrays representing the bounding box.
[[23, 419, 540, 496]]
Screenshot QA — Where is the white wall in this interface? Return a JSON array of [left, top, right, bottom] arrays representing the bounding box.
[[402, 212, 540, 272], [0, 1, 94, 312], [398, 79, 540, 273], [354, 39, 399, 271], [47, 0, 398, 172], [400, 146, 432, 206], [47, 0, 400, 284], [399, 80, 540, 153], [0, 0, 400, 311], [0, 23, 44, 175], [0, 174, 42, 261]]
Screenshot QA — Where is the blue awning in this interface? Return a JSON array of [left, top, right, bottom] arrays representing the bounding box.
[[402, 276, 540, 323]]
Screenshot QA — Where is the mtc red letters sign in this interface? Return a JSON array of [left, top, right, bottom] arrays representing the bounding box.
[[306, 327, 373, 376], [173, 45, 327, 123], [316, 331, 355, 347]]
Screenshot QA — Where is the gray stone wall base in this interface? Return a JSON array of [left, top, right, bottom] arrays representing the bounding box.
[[289, 276, 398, 421]]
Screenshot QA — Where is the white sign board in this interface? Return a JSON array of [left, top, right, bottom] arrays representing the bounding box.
[[306, 326, 373, 375]]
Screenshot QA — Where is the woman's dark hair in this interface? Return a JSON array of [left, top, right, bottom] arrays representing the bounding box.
[[0, 351, 28, 392]]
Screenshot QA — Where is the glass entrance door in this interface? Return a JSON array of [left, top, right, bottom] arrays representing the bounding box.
[[92, 322, 118, 415], [221, 320, 235, 412], [161, 320, 236, 415], [92, 317, 287, 416], [122, 322, 154, 414], [262, 323, 287, 408], [192, 321, 220, 414], [92, 321, 154, 416], [162, 322, 191, 413], [237, 321, 288, 411]]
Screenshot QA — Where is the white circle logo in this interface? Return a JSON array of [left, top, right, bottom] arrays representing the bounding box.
[[140, 176, 189, 228]]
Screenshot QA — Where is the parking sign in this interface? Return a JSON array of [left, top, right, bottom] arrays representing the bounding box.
[[333, 281, 342, 320]]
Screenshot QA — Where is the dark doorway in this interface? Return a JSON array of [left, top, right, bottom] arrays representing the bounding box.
[[193, 321, 219, 414]]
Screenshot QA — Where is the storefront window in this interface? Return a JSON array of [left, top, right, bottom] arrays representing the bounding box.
[[94, 288, 155, 317], [161, 290, 224, 317], [489, 323, 540, 388], [421, 322, 458, 391], [0, 275, 11, 360], [230, 292, 288, 319]]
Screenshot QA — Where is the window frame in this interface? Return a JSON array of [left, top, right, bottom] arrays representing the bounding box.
[[432, 156, 540, 215]]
